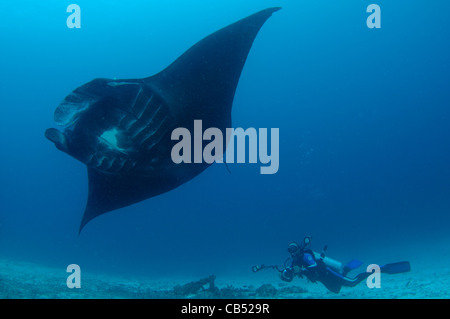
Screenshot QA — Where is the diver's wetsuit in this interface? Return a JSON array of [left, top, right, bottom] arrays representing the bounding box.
[[280, 249, 369, 293]]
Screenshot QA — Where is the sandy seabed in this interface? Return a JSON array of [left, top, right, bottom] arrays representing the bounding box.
[[0, 257, 449, 299]]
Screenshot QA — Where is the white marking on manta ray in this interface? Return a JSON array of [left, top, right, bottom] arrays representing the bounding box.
[[88, 152, 101, 167], [129, 104, 163, 140], [118, 88, 153, 130], [130, 87, 143, 111], [141, 116, 168, 145], [86, 152, 94, 164], [96, 155, 106, 168], [136, 94, 154, 119], [142, 104, 162, 127], [102, 157, 115, 170], [113, 157, 127, 170], [56, 94, 92, 126], [99, 128, 128, 153], [88, 150, 130, 173], [107, 81, 137, 87], [118, 112, 137, 130]]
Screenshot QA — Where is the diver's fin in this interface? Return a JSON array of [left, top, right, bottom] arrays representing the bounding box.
[[381, 261, 411, 275]]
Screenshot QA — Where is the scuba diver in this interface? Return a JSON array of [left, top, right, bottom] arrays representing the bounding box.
[[252, 236, 411, 294]]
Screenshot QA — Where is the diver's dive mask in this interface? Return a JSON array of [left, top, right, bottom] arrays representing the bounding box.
[[287, 242, 300, 254]]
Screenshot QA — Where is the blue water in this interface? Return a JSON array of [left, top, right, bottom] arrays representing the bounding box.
[[1, 0, 449, 294]]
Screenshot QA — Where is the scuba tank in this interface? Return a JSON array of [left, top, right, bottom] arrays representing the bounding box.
[[311, 244, 344, 273], [312, 251, 343, 273]]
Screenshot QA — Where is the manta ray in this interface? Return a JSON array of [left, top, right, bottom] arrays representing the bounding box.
[[45, 7, 281, 232]]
